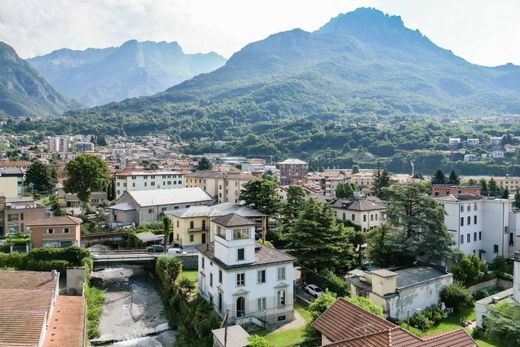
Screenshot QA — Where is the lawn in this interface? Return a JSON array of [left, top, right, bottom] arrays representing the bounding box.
[[262, 301, 311, 347], [176, 270, 198, 284]]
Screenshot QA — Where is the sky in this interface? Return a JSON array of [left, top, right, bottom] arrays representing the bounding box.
[[0, 0, 519, 66]]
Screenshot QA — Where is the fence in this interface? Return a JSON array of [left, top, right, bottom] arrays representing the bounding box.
[[467, 277, 513, 293]]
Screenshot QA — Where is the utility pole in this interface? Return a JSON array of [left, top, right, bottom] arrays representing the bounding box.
[[220, 310, 229, 347]]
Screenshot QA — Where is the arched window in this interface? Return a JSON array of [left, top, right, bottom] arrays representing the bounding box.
[[278, 289, 286, 307], [236, 296, 245, 317]]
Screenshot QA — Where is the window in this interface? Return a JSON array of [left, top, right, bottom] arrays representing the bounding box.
[[258, 270, 266, 283], [467, 204, 471, 212], [132, 183, 135, 187], [460, 217, 464, 226], [176, 221, 179, 228], [461, 205, 464, 212], [48, 228, 54, 234], [237, 248, 245, 261], [278, 315, 286, 321], [277, 267, 286, 281], [370, 214, 374, 221], [210, 273, 213, 287], [467, 234, 470, 243], [64, 228, 69, 234], [474, 232, 477, 241], [148, 208, 154, 213], [363, 214, 367, 222], [151, 182, 155, 186], [190, 221, 194, 229], [474, 203, 478, 211], [216, 226, 226, 239], [467, 216, 471, 225], [233, 228, 250, 240], [219, 270, 222, 283], [509, 233, 514, 246], [460, 235, 464, 244], [352, 214, 355, 221], [144, 182, 147, 186], [493, 244, 499, 253], [236, 273, 245, 286], [342, 213, 346, 221], [277, 289, 286, 307], [474, 215, 477, 224], [190, 234, 194, 242], [257, 297, 267, 311], [202, 257, 205, 269]]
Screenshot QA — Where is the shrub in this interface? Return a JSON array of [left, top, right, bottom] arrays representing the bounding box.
[[440, 282, 474, 313], [450, 254, 489, 287], [346, 296, 383, 317], [248, 335, 270, 347], [28, 246, 90, 266], [409, 306, 444, 331], [25, 259, 69, 274], [85, 285, 106, 339], [0, 252, 27, 269]]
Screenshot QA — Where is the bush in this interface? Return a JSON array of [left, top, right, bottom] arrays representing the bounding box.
[[346, 296, 383, 316], [440, 282, 474, 313], [25, 259, 69, 274], [0, 252, 27, 269], [247, 335, 270, 347], [85, 285, 106, 339], [450, 254, 489, 287], [409, 306, 444, 331], [29, 246, 90, 266]]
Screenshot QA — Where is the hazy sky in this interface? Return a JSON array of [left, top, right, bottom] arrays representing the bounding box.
[[1, 0, 519, 66]]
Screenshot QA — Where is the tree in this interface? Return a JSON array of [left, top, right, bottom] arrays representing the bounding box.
[[279, 185, 306, 229], [285, 199, 355, 272], [502, 188, 510, 199], [25, 160, 58, 194], [514, 190, 520, 209], [484, 301, 520, 346], [64, 154, 110, 209], [247, 335, 270, 347], [349, 230, 367, 267], [372, 165, 390, 198], [308, 290, 337, 321], [163, 217, 172, 252], [335, 182, 355, 198], [196, 157, 212, 170], [346, 296, 383, 316], [240, 178, 280, 216], [480, 178, 488, 195], [488, 177, 498, 196], [351, 165, 360, 175], [440, 282, 474, 313], [431, 169, 446, 184], [447, 169, 460, 185], [450, 254, 488, 287]]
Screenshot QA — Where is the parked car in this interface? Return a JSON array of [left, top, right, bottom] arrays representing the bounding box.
[[147, 245, 164, 253], [168, 247, 187, 255], [304, 284, 324, 297]]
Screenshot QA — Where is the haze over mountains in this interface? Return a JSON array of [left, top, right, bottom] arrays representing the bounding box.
[[0, 42, 79, 117], [28, 40, 226, 106]]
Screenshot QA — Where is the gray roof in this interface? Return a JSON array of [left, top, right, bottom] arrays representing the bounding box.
[[0, 167, 23, 175], [436, 194, 481, 202], [108, 202, 136, 211], [136, 232, 164, 243], [394, 266, 449, 288], [164, 202, 266, 218], [212, 213, 255, 227], [126, 188, 213, 207], [212, 325, 250, 347], [332, 197, 386, 211], [196, 242, 295, 270]]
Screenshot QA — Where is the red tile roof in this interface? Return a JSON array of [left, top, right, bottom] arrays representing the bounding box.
[[26, 215, 82, 226], [0, 270, 58, 290], [0, 310, 46, 347], [44, 296, 86, 347], [313, 299, 476, 347]]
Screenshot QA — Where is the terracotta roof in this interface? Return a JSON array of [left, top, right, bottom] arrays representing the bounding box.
[[212, 213, 256, 227], [185, 169, 254, 179], [0, 270, 58, 290], [312, 299, 477, 347], [26, 215, 82, 226], [0, 289, 54, 312], [44, 296, 86, 347], [196, 242, 295, 270], [0, 310, 46, 347]]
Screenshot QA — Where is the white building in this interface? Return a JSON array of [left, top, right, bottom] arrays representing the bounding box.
[[448, 138, 461, 146], [467, 138, 480, 146], [114, 170, 185, 199], [47, 136, 69, 153], [464, 154, 477, 162], [331, 195, 386, 232], [197, 214, 295, 327], [491, 150, 504, 159], [436, 194, 518, 263], [490, 137, 503, 147]]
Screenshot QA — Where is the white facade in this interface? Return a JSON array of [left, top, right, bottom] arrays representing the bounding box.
[[47, 136, 69, 153], [114, 171, 184, 199], [491, 150, 504, 159], [197, 216, 294, 327], [467, 138, 480, 146], [448, 138, 461, 146], [437, 196, 517, 263]]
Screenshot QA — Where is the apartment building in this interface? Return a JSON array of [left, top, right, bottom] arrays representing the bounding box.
[[0, 196, 46, 236], [306, 171, 348, 197], [47, 136, 70, 153], [331, 195, 386, 231], [431, 184, 481, 197], [462, 175, 520, 193], [436, 194, 518, 262], [185, 170, 256, 204], [27, 215, 82, 249], [278, 159, 308, 186], [0, 167, 24, 197], [114, 169, 184, 199]]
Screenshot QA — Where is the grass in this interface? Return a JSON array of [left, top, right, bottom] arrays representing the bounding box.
[[261, 300, 312, 347], [176, 270, 198, 284], [400, 307, 476, 337], [85, 285, 106, 339]]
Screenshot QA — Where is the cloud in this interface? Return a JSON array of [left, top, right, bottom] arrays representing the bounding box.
[[0, 0, 519, 67]]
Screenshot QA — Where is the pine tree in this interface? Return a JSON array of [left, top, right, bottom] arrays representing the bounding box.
[[373, 165, 390, 198], [502, 188, 510, 199], [431, 169, 446, 184], [480, 179, 488, 195], [196, 157, 212, 170], [489, 178, 498, 196], [285, 199, 355, 272], [351, 165, 360, 175], [280, 185, 306, 229], [447, 169, 460, 185]]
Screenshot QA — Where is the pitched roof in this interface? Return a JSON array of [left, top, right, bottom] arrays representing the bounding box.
[[332, 197, 386, 211], [164, 202, 267, 219], [212, 213, 256, 227], [0, 289, 54, 312], [278, 158, 307, 165], [196, 242, 295, 270], [44, 296, 86, 347], [0, 270, 58, 291], [185, 170, 255, 179], [26, 215, 82, 226], [312, 299, 476, 347], [126, 187, 213, 207], [0, 310, 46, 347]]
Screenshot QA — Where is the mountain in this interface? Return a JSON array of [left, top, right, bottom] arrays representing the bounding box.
[[0, 42, 79, 117], [28, 40, 226, 106]]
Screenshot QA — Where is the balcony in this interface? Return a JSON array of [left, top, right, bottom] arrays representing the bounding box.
[[188, 227, 207, 233]]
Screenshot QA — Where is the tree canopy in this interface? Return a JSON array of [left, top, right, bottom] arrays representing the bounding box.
[[64, 154, 110, 208], [196, 157, 212, 170], [25, 159, 57, 194], [240, 177, 280, 216], [431, 169, 446, 184]]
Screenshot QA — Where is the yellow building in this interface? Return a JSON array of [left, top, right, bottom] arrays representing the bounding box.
[[165, 203, 267, 248], [0, 168, 24, 197]]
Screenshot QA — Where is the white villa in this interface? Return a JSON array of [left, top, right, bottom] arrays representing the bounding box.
[[196, 213, 295, 327]]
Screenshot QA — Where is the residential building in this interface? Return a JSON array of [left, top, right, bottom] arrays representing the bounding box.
[[165, 203, 268, 247], [346, 265, 452, 320], [56, 189, 108, 209], [431, 184, 481, 197], [467, 138, 480, 146], [449, 137, 461, 149], [278, 159, 308, 186], [26, 215, 82, 249], [312, 298, 476, 346], [436, 194, 517, 262], [0, 196, 46, 236], [109, 188, 213, 226], [464, 154, 477, 162], [462, 175, 520, 193], [114, 169, 185, 199], [47, 136, 70, 153], [491, 150, 504, 159], [350, 170, 376, 189], [307, 171, 348, 197], [490, 136, 503, 147], [197, 214, 295, 327], [185, 169, 255, 204], [331, 195, 386, 232], [74, 141, 95, 152], [0, 270, 86, 347], [0, 167, 24, 197]]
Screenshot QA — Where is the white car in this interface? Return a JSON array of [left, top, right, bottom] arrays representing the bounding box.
[[305, 284, 324, 297]]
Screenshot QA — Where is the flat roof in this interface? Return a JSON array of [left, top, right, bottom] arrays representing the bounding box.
[[212, 325, 250, 347], [394, 266, 448, 288]]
